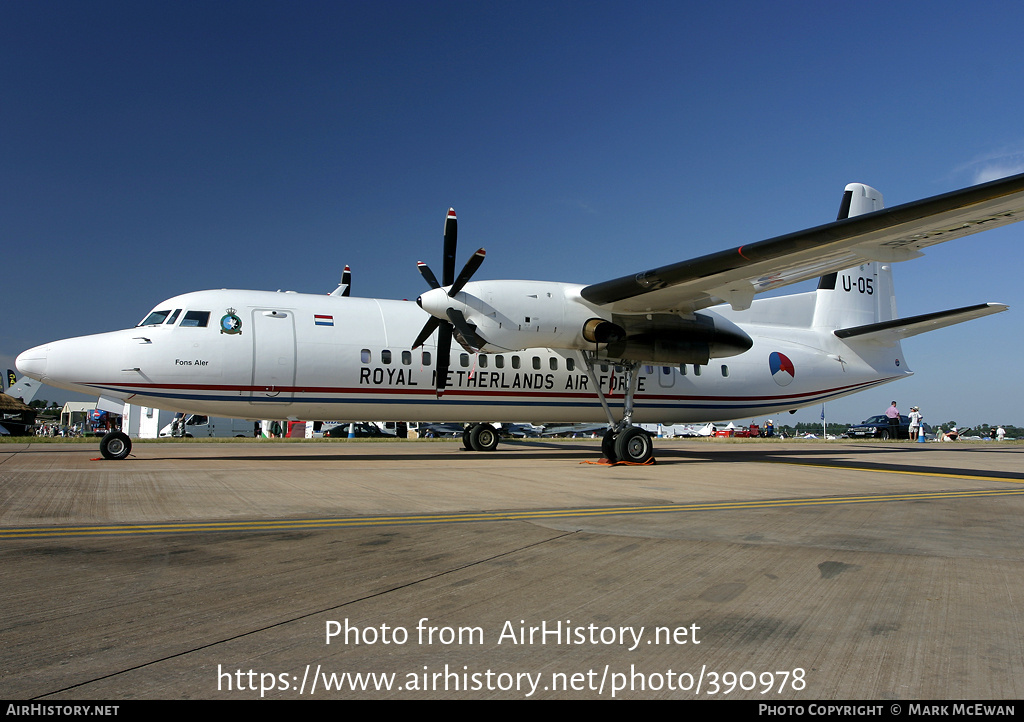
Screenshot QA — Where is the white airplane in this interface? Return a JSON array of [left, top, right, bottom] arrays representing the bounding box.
[[16, 173, 1024, 462]]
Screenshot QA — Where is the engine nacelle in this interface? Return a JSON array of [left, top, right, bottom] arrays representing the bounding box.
[[582, 318, 626, 344], [602, 312, 752, 364], [423, 280, 600, 352], [604, 337, 715, 365], [419, 280, 752, 363]]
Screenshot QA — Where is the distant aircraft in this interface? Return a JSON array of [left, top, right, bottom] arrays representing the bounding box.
[[5, 374, 43, 405], [540, 422, 609, 438], [17, 173, 1024, 462]]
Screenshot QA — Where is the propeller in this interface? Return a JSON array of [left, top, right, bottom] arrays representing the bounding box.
[[412, 208, 487, 397]]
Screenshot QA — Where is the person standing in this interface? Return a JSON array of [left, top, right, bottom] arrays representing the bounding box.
[[885, 401, 901, 439], [908, 406, 922, 441]]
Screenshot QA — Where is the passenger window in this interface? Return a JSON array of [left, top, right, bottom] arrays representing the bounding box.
[[600, 364, 609, 373], [644, 365, 654, 374], [679, 364, 687, 376], [721, 365, 729, 377], [549, 357, 558, 371], [479, 355, 488, 368], [180, 311, 210, 327], [402, 350, 412, 365], [511, 356, 521, 370], [460, 353, 470, 367], [421, 351, 431, 366], [495, 355, 505, 369], [566, 358, 575, 371], [532, 356, 541, 370], [361, 349, 370, 363], [381, 350, 392, 364], [693, 365, 702, 376]]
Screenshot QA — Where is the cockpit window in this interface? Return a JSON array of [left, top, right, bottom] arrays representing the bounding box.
[[180, 311, 210, 327], [139, 310, 171, 326], [166, 309, 182, 325]]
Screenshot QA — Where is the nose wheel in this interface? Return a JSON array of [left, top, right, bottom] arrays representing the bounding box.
[[602, 426, 654, 464], [99, 431, 132, 460], [463, 423, 500, 451]]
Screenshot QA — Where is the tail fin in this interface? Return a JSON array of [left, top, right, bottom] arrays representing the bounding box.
[[329, 265, 352, 297], [813, 183, 896, 329], [6, 374, 43, 404]]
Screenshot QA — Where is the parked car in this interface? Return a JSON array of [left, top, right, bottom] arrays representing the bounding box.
[[846, 415, 930, 440], [323, 422, 393, 438]]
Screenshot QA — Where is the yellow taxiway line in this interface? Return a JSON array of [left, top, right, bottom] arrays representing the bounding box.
[[3, 487, 1023, 540]]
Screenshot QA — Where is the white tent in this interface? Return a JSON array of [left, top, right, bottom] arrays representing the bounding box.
[[60, 401, 96, 428]]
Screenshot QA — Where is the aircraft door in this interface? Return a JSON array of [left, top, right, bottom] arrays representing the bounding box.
[[250, 309, 296, 406]]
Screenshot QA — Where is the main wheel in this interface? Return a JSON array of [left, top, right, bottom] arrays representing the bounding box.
[[614, 426, 654, 464], [602, 428, 618, 462], [99, 431, 132, 461], [470, 423, 500, 452], [462, 426, 474, 450]]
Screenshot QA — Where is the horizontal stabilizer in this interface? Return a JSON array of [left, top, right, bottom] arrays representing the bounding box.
[[834, 302, 1007, 344]]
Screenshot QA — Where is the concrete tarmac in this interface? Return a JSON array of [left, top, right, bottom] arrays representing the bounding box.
[[1, 438, 1022, 700]]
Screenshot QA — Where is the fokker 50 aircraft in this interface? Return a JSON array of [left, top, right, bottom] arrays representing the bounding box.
[[16, 173, 1024, 462]]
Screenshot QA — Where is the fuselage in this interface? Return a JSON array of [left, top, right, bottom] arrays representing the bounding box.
[[16, 287, 908, 424]]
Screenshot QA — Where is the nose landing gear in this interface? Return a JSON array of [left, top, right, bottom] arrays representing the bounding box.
[[99, 431, 132, 460], [463, 423, 500, 452]]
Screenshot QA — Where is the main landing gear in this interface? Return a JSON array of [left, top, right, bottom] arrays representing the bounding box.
[[582, 353, 655, 465], [462, 423, 500, 452]]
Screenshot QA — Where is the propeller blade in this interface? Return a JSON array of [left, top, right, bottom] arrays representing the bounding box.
[[417, 261, 441, 290], [435, 322, 452, 398], [448, 248, 486, 297], [442, 208, 457, 286], [446, 308, 487, 353], [412, 316, 442, 350]]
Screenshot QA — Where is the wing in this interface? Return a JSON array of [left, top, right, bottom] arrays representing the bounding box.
[[581, 172, 1024, 313]]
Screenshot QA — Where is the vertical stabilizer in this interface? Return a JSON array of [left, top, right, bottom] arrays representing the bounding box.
[[5, 375, 43, 404], [813, 183, 896, 329], [329, 265, 352, 297], [835, 182, 883, 220]]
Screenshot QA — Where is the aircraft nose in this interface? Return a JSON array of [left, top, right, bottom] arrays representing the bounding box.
[[15, 344, 48, 380]]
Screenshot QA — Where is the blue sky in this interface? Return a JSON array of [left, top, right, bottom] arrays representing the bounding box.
[[3, 0, 1022, 428]]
